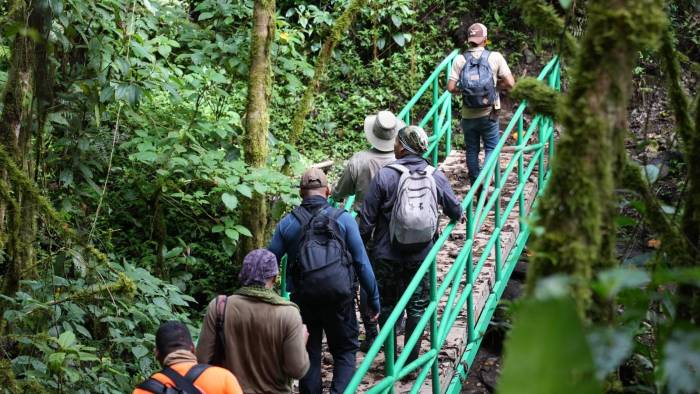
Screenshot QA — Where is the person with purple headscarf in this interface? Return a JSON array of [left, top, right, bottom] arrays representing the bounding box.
[[196, 249, 310, 394]]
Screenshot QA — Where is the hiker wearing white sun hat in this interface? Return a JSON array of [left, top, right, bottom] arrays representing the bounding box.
[[331, 109, 405, 354], [332, 110, 405, 211]]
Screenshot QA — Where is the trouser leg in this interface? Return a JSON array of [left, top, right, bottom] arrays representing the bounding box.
[[296, 301, 323, 394], [462, 117, 482, 184], [375, 258, 400, 363], [325, 300, 359, 394], [482, 115, 500, 173], [404, 267, 429, 365]]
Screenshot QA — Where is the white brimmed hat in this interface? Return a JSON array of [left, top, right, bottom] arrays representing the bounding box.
[[363, 110, 406, 152]]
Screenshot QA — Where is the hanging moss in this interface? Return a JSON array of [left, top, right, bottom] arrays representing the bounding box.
[[525, 0, 666, 319], [510, 77, 560, 119], [287, 0, 368, 150], [0, 145, 109, 266], [55, 272, 137, 305]]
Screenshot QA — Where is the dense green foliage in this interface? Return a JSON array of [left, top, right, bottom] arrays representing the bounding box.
[[1, 0, 698, 392], [0, 0, 555, 391]]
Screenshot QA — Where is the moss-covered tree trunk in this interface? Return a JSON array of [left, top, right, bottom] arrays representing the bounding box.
[[0, 0, 52, 295], [286, 0, 367, 151], [240, 0, 275, 254], [525, 0, 665, 319]]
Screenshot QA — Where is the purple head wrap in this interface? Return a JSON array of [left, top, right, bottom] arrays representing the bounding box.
[[239, 249, 279, 287]]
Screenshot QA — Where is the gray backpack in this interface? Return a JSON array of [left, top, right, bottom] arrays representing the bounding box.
[[388, 164, 439, 250]]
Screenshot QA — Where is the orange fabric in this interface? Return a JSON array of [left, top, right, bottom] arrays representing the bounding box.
[[133, 362, 243, 394]]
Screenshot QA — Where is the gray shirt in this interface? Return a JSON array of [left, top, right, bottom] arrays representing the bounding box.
[[332, 148, 395, 211]]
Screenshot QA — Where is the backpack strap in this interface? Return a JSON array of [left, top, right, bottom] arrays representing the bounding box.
[[136, 377, 167, 393], [480, 49, 491, 65], [160, 366, 204, 394], [291, 207, 314, 228], [292, 206, 327, 230], [184, 364, 211, 383], [423, 165, 436, 177], [387, 163, 410, 175], [211, 295, 227, 365]]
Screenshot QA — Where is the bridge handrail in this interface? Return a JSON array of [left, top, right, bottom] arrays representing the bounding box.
[[344, 55, 561, 394]]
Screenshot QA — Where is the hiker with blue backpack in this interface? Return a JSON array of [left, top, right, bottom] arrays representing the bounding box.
[[359, 125, 462, 369], [448, 22, 515, 187], [269, 167, 381, 394]]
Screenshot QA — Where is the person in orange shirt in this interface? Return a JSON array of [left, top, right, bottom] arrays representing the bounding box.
[[133, 321, 243, 394]]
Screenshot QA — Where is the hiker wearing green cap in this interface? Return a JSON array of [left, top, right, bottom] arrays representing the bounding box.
[[359, 125, 463, 368], [447, 22, 514, 186], [331, 110, 406, 353]]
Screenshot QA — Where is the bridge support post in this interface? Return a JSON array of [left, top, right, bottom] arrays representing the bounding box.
[[430, 256, 440, 394], [537, 117, 545, 193], [494, 163, 502, 282], [517, 115, 525, 233], [465, 200, 475, 343]]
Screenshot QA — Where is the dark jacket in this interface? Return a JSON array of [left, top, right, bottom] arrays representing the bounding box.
[[359, 154, 463, 262], [268, 195, 381, 313]]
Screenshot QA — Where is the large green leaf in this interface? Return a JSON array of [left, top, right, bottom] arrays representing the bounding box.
[[57, 331, 76, 349], [221, 192, 238, 210], [498, 297, 602, 394], [663, 330, 700, 393]]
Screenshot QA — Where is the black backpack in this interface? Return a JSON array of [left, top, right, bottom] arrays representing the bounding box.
[[137, 364, 209, 394], [290, 206, 355, 305]]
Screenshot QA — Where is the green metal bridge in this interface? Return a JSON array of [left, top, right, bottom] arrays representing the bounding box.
[[283, 50, 561, 393]]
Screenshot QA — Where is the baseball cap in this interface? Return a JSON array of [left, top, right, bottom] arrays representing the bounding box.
[[467, 23, 487, 45], [299, 167, 328, 190]]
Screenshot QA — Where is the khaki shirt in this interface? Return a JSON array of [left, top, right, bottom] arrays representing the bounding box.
[[449, 47, 512, 119], [332, 148, 395, 211]]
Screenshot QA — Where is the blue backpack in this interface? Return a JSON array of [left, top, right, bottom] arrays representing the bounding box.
[[291, 206, 355, 305], [459, 50, 497, 108]]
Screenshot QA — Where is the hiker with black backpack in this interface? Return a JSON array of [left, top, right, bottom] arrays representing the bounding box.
[[269, 167, 381, 394], [359, 125, 462, 370], [195, 249, 309, 394], [134, 321, 243, 394], [447, 22, 514, 187]]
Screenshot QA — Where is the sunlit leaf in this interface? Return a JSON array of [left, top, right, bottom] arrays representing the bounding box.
[[221, 193, 238, 210]]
